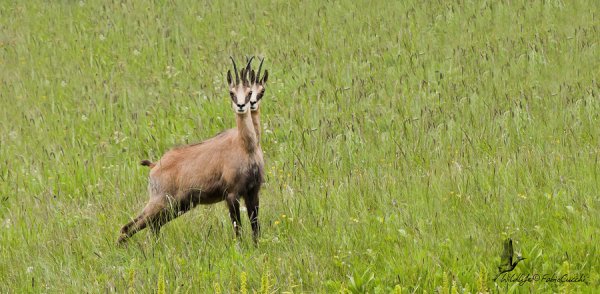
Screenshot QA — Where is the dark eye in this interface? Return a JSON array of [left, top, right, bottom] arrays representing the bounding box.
[[257, 90, 265, 100], [229, 92, 234, 98]]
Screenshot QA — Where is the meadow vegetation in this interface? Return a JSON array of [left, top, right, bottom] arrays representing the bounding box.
[[0, 0, 598, 292]]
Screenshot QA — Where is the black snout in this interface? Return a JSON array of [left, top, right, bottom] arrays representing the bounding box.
[[250, 101, 256, 106], [236, 103, 245, 109]]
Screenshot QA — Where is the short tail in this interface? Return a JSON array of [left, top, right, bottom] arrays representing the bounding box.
[[140, 159, 156, 168]]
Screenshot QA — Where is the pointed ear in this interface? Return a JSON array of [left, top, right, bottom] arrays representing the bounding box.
[[250, 70, 256, 83], [261, 70, 268, 83], [227, 70, 232, 85]]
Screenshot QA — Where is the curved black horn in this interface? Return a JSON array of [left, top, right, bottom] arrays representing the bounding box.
[[245, 56, 255, 71], [243, 56, 255, 83], [230, 56, 239, 84], [257, 57, 265, 82]]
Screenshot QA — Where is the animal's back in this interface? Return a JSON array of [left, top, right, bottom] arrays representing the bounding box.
[[149, 129, 237, 197]]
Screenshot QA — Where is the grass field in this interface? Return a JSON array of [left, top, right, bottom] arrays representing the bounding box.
[[1, 0, 599, 292]]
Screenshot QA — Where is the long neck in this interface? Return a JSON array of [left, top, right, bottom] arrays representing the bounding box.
[[251, 109, 261, 144], [236, 112, 258, 153]]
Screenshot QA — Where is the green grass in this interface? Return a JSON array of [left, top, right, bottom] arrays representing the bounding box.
[[1, 0, 599, 292]]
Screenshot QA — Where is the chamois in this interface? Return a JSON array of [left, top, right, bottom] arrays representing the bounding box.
[[248, 57, 269, 143], [118, 57, 264, 244]]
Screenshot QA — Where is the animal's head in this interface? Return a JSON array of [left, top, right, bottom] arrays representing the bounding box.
[[227, 56, 254, 114], [248, 57, 268, 112]]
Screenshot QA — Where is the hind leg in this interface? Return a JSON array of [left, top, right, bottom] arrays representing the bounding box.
[[149, 192, 195, 237], [119, 215, 142, 236], [147, 203, 181, 239], [118, 199, 167, 245]]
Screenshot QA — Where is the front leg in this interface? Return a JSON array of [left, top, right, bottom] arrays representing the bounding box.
[[245, 188, 260, 244], [226, 193, 242, 238]]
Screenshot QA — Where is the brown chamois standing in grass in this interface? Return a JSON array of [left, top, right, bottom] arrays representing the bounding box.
[[118, 57, 264, 244]]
